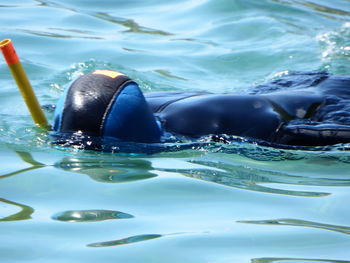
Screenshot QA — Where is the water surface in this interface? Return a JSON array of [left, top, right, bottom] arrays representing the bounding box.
[[1, 0, 350, 262]]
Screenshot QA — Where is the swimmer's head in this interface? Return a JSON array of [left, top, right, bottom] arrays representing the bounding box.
[[53, 70, 162, 143]]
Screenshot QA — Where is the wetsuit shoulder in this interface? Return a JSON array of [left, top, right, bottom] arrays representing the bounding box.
[[145, 91, 210, 112], [157, 94, 282, 141]]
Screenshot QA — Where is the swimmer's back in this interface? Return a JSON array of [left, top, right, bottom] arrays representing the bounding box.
[[145, 72, 350, 146]]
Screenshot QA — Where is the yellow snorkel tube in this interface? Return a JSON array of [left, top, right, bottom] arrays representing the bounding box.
[[0, 39, 49, 129]]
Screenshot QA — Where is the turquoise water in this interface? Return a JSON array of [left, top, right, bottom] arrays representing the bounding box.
[[1, 0, 350, 262]]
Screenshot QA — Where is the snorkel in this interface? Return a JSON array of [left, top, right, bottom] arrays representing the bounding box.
[[0, 39, 49, 129]]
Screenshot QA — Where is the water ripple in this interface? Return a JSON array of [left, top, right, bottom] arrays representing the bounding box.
[[252, 257, 350, 263], [52, 209, 133, 222], [0, 198, 34, 222], [56, 157, 157, 183], [87, 234, 162, 247], [1, 1, 350, 261], [156, 156, 350, 196], [238, 218, 350, 235], [317, 23, 350, 73], [90, 12, 173, 36], [272, 0, 350, 21], [294, 1, 350, 17], [18, 29, 104, 40]]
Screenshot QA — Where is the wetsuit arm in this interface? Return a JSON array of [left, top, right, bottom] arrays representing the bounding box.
[[276, 123, 350, 146]]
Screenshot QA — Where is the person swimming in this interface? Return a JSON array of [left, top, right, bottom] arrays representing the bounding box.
[[53, 70, 350, 149]]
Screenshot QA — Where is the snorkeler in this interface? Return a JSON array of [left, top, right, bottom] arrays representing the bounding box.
[[53, 70, 350, 147], [2, 39, 349, 150]]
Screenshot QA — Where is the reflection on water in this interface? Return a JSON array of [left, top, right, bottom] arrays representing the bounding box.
[[272, 0, 350, 19], [157, 157, 350, 196], [33, 0, 173, 37], [52, 209, 134, 222], [19, 28, 104, 40], [238, 218, 350, 235], [0, 198, 34, 222], [0, 151, 157, 184], [57, 157, 157, 183], [5, 150, 349, 198], [293, 1, 350, 17], [252, 257, 350, 263], [87, 234, 162, 248], [0, 151, 45, 179], [91, 12, 173, 36]]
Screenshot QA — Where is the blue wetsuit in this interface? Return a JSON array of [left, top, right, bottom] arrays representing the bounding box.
[[53, 71, 350, 148]]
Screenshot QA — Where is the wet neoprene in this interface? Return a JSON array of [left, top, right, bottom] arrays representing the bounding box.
[[53, 70, 350, 147], [54, 71, 161, 143]]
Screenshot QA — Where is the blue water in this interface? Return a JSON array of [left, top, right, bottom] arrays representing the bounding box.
[[1, 0, 350, 262]]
